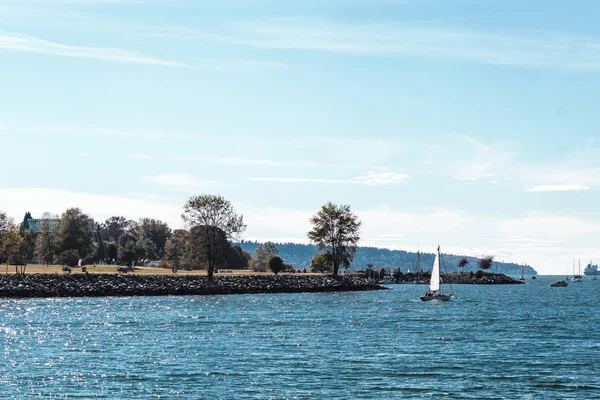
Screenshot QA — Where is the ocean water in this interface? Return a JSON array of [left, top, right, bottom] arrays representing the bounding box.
[[1, 276, 599, 399]]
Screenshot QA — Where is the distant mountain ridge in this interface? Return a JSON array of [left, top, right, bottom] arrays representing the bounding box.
[[236, 241, 537, 275]]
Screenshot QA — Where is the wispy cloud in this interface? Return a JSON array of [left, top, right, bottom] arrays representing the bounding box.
[[229, 18, 600, 71], [248, 171, 408, 185], [144, 173, 216, 192], [0, 31, 187, 66], [129, 154, 154, 160], [525, 184, 591, 193]]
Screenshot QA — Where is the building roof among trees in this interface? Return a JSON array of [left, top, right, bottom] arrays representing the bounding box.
[[24, 218, 60, 233]]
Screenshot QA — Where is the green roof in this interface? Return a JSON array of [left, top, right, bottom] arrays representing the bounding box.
[[24, 218, 60, 233]]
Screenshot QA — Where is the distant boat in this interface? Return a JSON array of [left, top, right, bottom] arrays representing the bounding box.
[[584, 263, 600, 276], [551, 279, 568, 287], [414, 251, 426, 284], [531, 276, 537, 280], [572, 259, 583, 282], [519, 265, 525, 281], [421, 246, 453, 301]]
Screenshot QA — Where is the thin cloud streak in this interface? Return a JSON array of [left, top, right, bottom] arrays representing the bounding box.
[[525, 184, 591, 192], [232, 18, 600, 71], [0, 31, 187, 67], [249, 171, 408, 185]]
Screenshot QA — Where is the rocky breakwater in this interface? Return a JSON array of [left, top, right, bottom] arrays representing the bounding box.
[[0, 274, 387, 298], [441, 272, 525, 284]]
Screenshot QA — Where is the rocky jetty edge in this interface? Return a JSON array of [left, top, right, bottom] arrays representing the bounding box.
[[0, 274, 387, 298], [395, 272, 525, 284]]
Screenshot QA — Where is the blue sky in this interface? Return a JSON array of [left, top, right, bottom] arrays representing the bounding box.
[[2, 0, 600, 274]]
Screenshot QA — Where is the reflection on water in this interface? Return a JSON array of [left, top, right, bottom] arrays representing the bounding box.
[[1, 276, 599, 399]]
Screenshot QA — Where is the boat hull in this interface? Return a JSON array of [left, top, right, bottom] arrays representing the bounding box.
[[550, 280, 568, 287], [421, 293, 453, 301]]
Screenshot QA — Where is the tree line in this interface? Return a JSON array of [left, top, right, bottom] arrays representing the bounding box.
[[0, 195, 361, 278]]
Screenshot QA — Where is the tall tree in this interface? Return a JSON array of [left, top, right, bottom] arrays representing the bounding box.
[[56, 208, 96, 263], [308, 202, 361, 276], [2, 225, 27, 274], [117, 232, 147, 265], [478, 255, 494, 271], [164, 229, 190, 271], [100, 216, 132, 241], [137, 218, 171, 259], [458, 257, 469, 274], [250, 242, 278, 272], [225, 245, 251, 270], [0, 211, 11, 264], [20, 211, 32, 232], [35, 217, 58, 265], [182, 194, 246, 279]]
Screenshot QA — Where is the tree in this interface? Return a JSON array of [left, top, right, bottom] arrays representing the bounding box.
[[0, 211, 12, 264], [310, 253, 333, 273], [100, 216, 132, 241], [182, 194, 246, 279], [307, 202, 361, 276], [478, 255, 494, 271], [225, 245, 251, 269], [164, 229, 190, 271], [2, 225, 27, 274], [137, 218, 171, 258], [56, 208, 96, 263], [20, 211, 32, 232], [35, 217, 58, 265], [458, 257, 469, 274], [268, 256, 285, 275], [250, 242, 278, 272], [117, 232, 147, 265]]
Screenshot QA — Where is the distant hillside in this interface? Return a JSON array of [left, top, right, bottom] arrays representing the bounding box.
[[236, 241, 537, 275]]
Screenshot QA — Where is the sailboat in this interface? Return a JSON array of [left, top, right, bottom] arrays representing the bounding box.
[[572, 259, 583, 282], [414, 251, 426, 284], [421, 246, 453, 301], [519, 264, 525, 281]]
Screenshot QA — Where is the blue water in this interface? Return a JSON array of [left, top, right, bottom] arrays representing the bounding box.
[[1, 276, 599, 399]]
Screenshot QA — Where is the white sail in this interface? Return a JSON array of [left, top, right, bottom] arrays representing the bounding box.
[[429, 246, 440, 292]]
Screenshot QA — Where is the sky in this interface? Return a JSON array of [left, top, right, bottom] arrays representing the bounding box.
[[1, 0, 600, 274]]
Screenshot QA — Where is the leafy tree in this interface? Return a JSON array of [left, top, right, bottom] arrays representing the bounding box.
[[187, 225, 230, 271], [458, 257, 469, 274], [225, 245, 251, 269], [164, 229, 190, 271], [58, 249, 80, 268], [137, 218, 171, 259], [20, 211, 32, 232], [0, 211, 12, 264], [268, 256, 285, 275], [182, 194, 246, 279], [2, 225, 27, 274], [478, 255, 494, 271], [117, 232, 147, 265], [22, 230, 37, 263], [56, 208, 96, 263], [100, 216, 133, 241], [104, 241, 118, 261], [250, 242, 278, 272], [35, 217, 58, 265], [307, 202, 361, 276], [310, 253, 333, 273]]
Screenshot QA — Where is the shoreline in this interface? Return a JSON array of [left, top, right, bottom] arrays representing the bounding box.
[[392, 272, 525, 285], [0, 274, 387, 298]]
